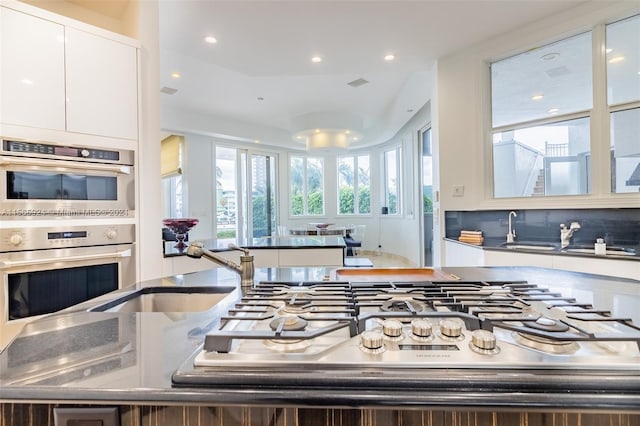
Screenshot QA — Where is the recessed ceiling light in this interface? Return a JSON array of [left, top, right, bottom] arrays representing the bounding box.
[[541, 52, 559, 61], [608, 56, 625, 64], [21, 78, 33, 85], [311, 56, 322, 63], [204, 35, 217, 44], [345, 130, 351, 135], [254, 140, 260, 144], [606, 48, 613, 53], [548, 108, 559, 114], [170, 72, 181, 79], [384, 54, 395, 61], [531, 94, 544, 101]]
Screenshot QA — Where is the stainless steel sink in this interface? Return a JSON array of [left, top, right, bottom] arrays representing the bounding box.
[[89, 286, 235, 313], [502, 243, 558, 251], [563, 247, 637, 256]]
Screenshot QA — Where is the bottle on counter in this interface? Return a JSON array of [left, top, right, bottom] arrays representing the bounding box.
[[594, 238, 606, 255]]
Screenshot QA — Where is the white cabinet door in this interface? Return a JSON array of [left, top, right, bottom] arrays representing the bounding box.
[[444, 240, 485, 266], [65, 27, 138, 140], [0, 7, 65, 130], [552, 255, 640, 281], [279, 248, 344, 267], [484, 250, 553, 268], [251, 249, 280, 267]]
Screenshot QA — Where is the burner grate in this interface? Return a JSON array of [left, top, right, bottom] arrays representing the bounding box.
[[204, 318, 358, 353], [200, 279, 640, 356]]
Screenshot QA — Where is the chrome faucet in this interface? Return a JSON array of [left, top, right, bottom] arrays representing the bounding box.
[[560, 222, 581, 248], [186, 241, 254, 287], [506, 211, 517, 243]]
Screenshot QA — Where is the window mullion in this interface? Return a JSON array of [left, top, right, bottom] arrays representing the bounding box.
[[492, 109, 592, 134]]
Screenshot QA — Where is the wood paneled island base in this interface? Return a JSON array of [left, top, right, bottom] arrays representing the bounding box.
[[1, 404, 639, 426]]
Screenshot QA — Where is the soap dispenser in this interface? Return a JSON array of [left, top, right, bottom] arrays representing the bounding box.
[[594, 238, 606, 255]]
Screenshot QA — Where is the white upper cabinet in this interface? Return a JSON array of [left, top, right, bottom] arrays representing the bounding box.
[[0, 7, 66, 131], [0, 5, 138, 141], [65, 28, 138, 141]]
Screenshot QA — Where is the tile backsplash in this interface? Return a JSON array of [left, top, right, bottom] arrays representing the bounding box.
[[445, 207, 640, 247]]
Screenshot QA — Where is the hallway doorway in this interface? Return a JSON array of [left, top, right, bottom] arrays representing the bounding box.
[[421, 126, 434, 266]]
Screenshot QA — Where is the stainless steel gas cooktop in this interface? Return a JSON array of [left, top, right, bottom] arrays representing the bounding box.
[[173, 279, 640, 401]]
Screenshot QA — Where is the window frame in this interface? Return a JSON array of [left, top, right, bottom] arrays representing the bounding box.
[[487, 14, 640, 200], [605, 15, 640, 193], [161, 174, 182, 218], [337, 153, 371, 216], [489, 30, 594, 199]]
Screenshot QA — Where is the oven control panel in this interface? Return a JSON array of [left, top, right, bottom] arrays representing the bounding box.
[[1, 138, 134, 165], [0, 224, 134, 252]]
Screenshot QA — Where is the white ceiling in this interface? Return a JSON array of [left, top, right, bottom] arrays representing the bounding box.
[[158, 1, 589, 149]]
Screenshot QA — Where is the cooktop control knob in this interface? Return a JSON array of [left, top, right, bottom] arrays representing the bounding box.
[[439, 318, 463, 338], [360, 331, 384, 353], [105, 229, 118, 240], [8, 233, 24, 246], [411, 319, 432, 338], [471, 330, 497, 350], [381, 319, 403, 338]]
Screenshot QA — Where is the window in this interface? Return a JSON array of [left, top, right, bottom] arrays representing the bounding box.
[[337, 154, 370, 215], [215, 146, 238, 238], [490, 32, 592, 197], [161, 174, 182, 218], [290, 155, 324, 216], [251, 153, 277, 237], [493, 118, 591, 197], [383, 147, 401, 214], [607, 15, 640, 193], [215, 147, 279, 238]]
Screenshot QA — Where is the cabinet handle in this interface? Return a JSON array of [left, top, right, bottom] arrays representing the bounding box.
[[0, 156, 131, 175], [0, 249, 131, 269]]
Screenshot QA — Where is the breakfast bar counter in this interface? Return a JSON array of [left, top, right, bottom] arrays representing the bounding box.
[[1, 266, 639, 425]]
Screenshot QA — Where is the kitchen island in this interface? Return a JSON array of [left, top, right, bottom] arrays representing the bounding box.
[[1, 266, 639, 426], [163, 236, 347, 276]]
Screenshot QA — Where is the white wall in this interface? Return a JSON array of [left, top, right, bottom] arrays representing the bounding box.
[[137, 1, 163, 281], [434, 1, 640, 266], [182, 134, 215, 240]]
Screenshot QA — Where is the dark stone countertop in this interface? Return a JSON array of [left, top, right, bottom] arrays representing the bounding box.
[[164, 236, 346, 257], [1, 266, 639, 410], [445, 237, 640, 261]]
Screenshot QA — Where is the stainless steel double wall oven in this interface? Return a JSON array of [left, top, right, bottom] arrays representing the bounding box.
[[0, 137, 136, 344]]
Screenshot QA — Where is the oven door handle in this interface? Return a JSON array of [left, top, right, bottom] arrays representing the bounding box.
[[0, 249, 131, 269], [0, 156, 132, 175]]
